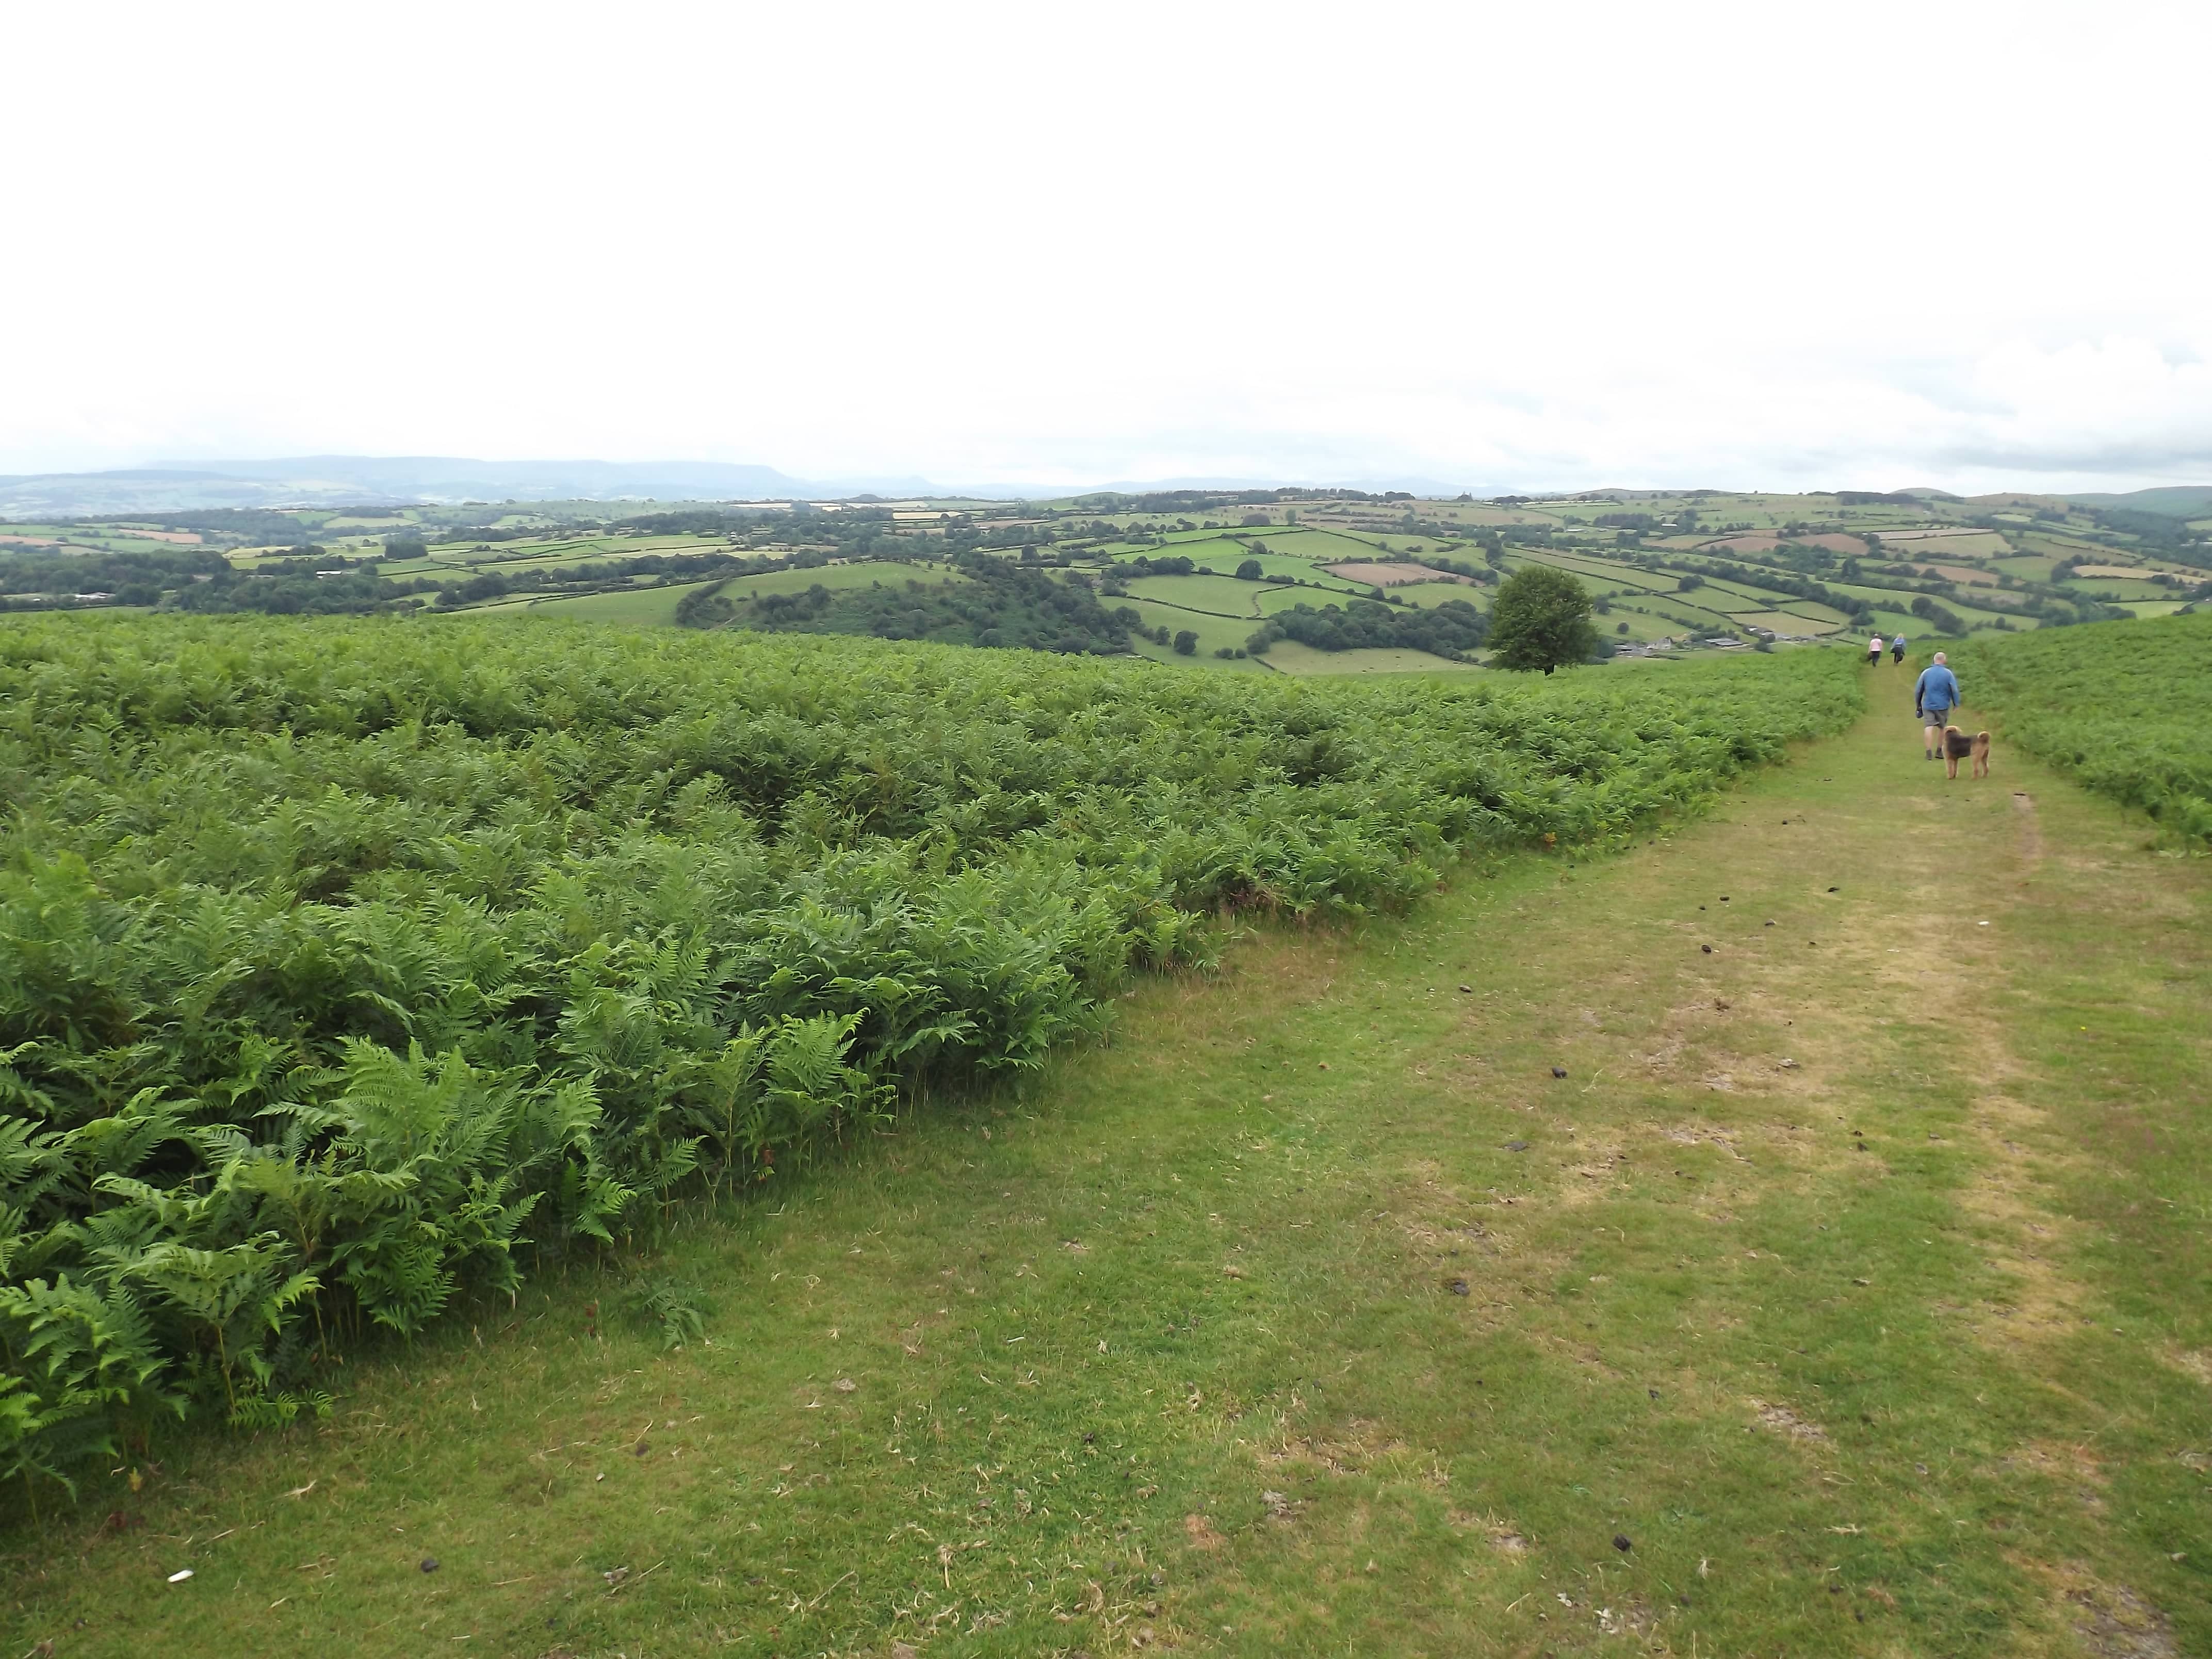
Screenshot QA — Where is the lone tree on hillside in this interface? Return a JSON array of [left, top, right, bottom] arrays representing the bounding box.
[[1489, 564, 1600, 672]]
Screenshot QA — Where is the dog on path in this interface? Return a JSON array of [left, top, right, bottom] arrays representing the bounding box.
[[1942, 724, 1991, 780]]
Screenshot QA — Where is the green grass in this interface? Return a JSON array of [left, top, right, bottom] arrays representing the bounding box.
[[362, 556, 471, 578], [1391, 580, 1492, 611], [1249, 581, 1382, 617], [1119, 597, 1266, 660], [1122, 575, 1284, 617], [1503, 548, 1680, 594], [500, 580, 725, 625], [722, 562, 966, 601], [1736, 608, 1848, 637], [1603, 590, 1746, 636], [1213, 529, 1382, 564], [1951, 612, 2212, 844], [1105, 532, 1384, 575], [1196, 552, 1372, 588], [1255, 641, 1476, 675], [1125, 632, 1274, 672], [1596, 609, 1683, 644], [13, 676, 2208, 1655]]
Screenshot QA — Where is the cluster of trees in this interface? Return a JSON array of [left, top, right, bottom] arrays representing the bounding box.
[[173, 568, 394, 616], [1246, 596, 1490, 660], [2086, 507, 2211, 570], [0, 545, 230, 608], [1068, 486, 1335, 515], [672, 583, 739, 628], [617, 508, 777, 535], [73, 508, 331, 546], [1909, 594, 1967, 635], [689, 557, 1142, 654]]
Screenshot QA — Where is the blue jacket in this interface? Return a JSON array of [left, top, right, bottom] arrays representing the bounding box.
[[1915, 664, 1960, 714]]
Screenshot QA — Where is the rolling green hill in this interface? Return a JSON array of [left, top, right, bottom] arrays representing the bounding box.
[[8, 488, 2206, 679]]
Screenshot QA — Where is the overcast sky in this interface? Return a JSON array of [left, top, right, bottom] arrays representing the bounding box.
[[6, 1, 2208, 494]]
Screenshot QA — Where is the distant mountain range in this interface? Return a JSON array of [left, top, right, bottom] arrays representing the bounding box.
[[2060, 485, 2212, 517], [0, 457, 940, 517], [3, 458, 2206, 519], [0, 458, 1493, 517]]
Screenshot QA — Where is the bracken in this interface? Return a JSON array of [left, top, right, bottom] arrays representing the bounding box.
[[0, 613, 1860, 1503]]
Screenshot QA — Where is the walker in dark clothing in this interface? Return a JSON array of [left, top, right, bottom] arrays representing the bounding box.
[[1891, 639, 1906, 664]]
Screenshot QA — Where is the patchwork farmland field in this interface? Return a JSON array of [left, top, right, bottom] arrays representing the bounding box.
[[7, 485, 2202, 677]]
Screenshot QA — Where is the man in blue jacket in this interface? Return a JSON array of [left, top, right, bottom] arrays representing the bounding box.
[[1914, 651, 1962, 760]]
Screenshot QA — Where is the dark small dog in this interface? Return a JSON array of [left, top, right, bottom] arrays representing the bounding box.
[[1942, 724, 1991, 779]]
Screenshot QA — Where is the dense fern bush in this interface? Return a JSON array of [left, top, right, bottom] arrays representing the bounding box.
[[1951, 613, 2212, 848], [0, 615, 1859, 1503]]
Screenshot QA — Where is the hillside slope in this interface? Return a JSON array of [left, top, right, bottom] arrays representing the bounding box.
[[6, 669, 2207, 1657]]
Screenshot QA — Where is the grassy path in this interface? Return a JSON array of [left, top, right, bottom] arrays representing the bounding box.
[[10, 670, 2209, 1657]]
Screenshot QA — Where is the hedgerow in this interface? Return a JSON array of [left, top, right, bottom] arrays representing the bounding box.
[[0, 616, 1861, 1505], [1952, 613, 2212, 847]]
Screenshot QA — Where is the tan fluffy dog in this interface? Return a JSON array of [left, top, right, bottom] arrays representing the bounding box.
[[1942, 724, 1991, 779]]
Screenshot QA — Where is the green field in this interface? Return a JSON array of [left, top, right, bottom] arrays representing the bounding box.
[[512, 580, 724, 625], [1117, 529, 1392, 571], [1162, 550, 1374, 588], [6, 619, 2210, 1654], [1389, 579, 1491, 611], [1257, 640, 1478, 675], [1120, 596, 1267, 659], [721, 561, 968, 601], [1235, 528, 1390, 563], [1953, 612, 2212, 844], [1256, 582, 1349, 618], [1123, 574, 1284, 617], [1126, 631, 1274, 672]]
